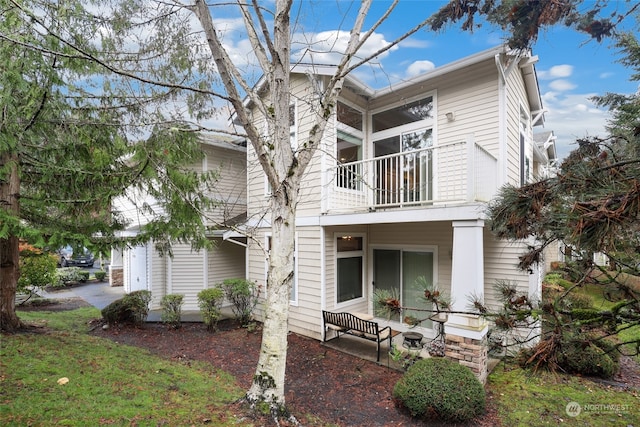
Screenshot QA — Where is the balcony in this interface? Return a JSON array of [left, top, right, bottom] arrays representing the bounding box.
[[324, 138, 498, 214]]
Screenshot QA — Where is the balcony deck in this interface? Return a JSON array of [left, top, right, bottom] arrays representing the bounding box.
[[324, 139, 498, 214]]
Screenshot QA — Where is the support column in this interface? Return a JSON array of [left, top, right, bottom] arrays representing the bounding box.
[[445, 220, 488, 383]]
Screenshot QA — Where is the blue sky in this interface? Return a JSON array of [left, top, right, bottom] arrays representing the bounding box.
[[212, 1, 638, 160]]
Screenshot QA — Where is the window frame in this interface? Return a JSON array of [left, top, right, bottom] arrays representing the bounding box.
[[334, 232, 366, 308], [370, 243, 439, 326]]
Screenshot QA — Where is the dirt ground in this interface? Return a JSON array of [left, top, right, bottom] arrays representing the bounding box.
[[19, 298, 640, 426]]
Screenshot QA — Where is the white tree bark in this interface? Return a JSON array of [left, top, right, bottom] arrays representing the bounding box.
[[191, 0, 429, 410]]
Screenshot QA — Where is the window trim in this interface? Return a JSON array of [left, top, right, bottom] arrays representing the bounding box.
[[334, 232, 366, 308]]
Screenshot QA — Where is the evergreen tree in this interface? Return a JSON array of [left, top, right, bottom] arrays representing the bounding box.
[[484, 32, 640, 369]]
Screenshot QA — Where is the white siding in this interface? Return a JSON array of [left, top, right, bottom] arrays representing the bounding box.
[[168, 244, 206, 310], [483, 228, 532, 310], [207, 239, 246, 285], [201, 144, 247, 225]]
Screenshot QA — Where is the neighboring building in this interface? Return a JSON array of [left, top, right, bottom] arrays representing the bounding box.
[[110, 134, 247, 311], [243, 45, 556, 383]]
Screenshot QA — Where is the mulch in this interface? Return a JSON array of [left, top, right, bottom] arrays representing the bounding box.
[[17, 297, 640, 426]]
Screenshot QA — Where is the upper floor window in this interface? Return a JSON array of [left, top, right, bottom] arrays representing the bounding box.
[[336, 102, 364, 190], [372, 96, 433, 133], [519, 105, 532, 185], [337, 101, 363, 131]]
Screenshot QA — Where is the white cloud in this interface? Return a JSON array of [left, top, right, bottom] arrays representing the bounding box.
[[399, 38, 432, 49], [406, 60, 436, 77], [541, 91, 610, 159], [548, 79, 577, 91], [291, 30, 397, 64]]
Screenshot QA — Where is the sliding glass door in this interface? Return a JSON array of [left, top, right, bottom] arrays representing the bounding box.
[[373, 248, 434, 327]]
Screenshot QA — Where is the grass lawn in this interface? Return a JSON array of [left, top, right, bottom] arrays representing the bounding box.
[[488, 363, 639, 426], [2, 307, 639, 426], [1, 308, 245, 427]]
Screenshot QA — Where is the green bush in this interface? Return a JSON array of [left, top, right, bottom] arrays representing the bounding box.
[[198, 287, 225, 332], [101, 290, 151, 326], [18, 253, 58, 293], [94, 270, 107, 281], [393, 357, 485, 423], [219, 278, 259, 326], [78, 270, 90, 282], [160, 294, 184, 328], [557, 334, 618, 379], [55, 267, 86, 287]]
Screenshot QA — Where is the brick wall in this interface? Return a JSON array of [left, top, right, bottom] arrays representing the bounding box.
[[444, 334, 488, 384], [110, 267, 124, 287]]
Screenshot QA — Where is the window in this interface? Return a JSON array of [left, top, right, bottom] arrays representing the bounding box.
[[371, 96, 435, 205], [336, 131, 363, 190], [520, 106, 532, 185], [372, 96, 433, 132], [373, 247, 436, 326], [337, 101, 363, 130], [336, 234, 364, 304], [336, 102, 363, 190], [373, 129, 433, 204], [265, 234, 298, 303]]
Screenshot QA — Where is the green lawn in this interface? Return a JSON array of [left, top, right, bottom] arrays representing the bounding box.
[[2, 307, 639, 426], [488, 363, 639, 426], [1, 308, 246, 427]]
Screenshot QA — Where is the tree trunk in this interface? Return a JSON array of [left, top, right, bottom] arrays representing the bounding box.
[[0, 153, 22, 332], [246, 196, 296, 409]]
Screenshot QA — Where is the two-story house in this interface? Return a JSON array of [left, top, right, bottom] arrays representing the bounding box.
[[110, 134, 247, 310], [244, 44, 556, 382]]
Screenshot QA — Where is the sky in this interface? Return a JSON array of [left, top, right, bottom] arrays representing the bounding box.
[[208, 1, 638, 161]]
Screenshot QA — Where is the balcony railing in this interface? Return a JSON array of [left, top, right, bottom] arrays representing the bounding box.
[[325, 138, 498, 214]]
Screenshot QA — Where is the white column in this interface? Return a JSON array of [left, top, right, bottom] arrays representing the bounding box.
[[448, 219, 488, 337]]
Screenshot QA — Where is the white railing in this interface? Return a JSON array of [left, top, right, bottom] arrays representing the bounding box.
[[325, 139, 498, 213]]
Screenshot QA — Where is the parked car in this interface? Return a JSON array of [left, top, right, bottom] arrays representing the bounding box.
[[58, 246, 95, 268]]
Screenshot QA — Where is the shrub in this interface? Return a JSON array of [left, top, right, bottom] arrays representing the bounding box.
[[219, 278, 259, 326], [78, 270, 90, 282], [198, 287, 225, 332], [101, 290, 151, 326], [393, 358, 485, 423], [55, 267, 86, 287], [160, 294, 184, 328], [94, 270, 107, 281], [18, 252, 58, 293]]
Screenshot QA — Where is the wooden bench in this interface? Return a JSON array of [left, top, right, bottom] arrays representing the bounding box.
[[322, 310, 392, 362]]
